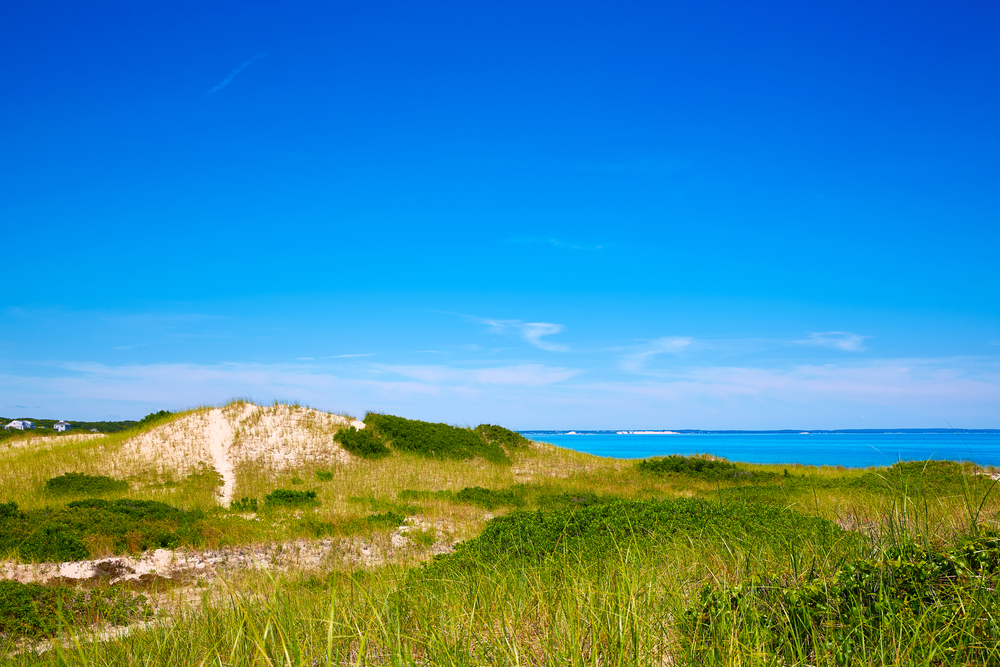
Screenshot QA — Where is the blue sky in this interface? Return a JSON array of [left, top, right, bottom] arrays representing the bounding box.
[[2, 0, 998, 428]]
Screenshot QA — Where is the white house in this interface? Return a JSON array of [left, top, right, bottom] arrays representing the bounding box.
[[54, 421, 72, 432], [4, 420, 35, 430]]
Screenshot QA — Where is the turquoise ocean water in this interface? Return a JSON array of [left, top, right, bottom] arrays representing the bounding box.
[[520, 431, 1000, 468]]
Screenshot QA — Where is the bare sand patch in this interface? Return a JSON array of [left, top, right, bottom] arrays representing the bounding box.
[[118, 403, 362, 506]]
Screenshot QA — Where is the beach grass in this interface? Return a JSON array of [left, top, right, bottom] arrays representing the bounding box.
[[0, 406, 998, 664]]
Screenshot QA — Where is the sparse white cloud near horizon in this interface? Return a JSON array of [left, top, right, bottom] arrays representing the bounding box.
[[2, 352, 997, 428], [621, 336, 694, 373], [797, 331, 869, 352]]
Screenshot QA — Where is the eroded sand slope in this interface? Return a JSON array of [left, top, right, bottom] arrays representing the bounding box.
[[118, 403, 364, 506]]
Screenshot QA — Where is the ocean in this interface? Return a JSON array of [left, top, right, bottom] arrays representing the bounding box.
[[520, 430, 1000, 468]]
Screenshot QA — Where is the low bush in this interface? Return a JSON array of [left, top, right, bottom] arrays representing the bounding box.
[[637, 455, 774, 482], [315, 471, 334, 482], [398, 485, 524, 509], [455, 486, 523, 510], [474, 424, 532, 450], [0, 580, 151, 639], [264, 489, 319, 508], [44, 472, 129, 496], [681, 533, 1000, 664], [138, 410, 172, 428], [231, 497, 259, 512], [429, 498, 842, 571], [334, 426, 392, 459], [364, 413, 509, 463], [0, 499, 205, 561]]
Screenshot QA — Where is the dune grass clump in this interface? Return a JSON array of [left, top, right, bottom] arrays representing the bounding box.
[[264, 489, 319, 508], [364, 413, 510, 463], [0, 499, 205, 561], [44, 472, 129, 496], [333, 426, 391, 459], [0, 580, 151, 639]]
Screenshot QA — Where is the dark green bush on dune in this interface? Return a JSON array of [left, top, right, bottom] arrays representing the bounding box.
[[430, 498, 841, 571], [138, 410, 173, 427], [0, 499, 205, 562], [264, 489, 319, 508], [45, 472, 129, 496], [474, 424, 532, 450], [364, 413, 509, 463], [334, 426, 392, 459], [637, 454, 773, 481], [0, 580, 151, 639], [683, 533, 1000, 664]]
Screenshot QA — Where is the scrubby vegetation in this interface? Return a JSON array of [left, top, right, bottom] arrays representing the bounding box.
[[682, 533, 1000, 664], [637, 454, 775, 481], [398, 484, 524, 509], [474, 423, 532, 450], [333, 425, 391, 459], [0, 403, 997, 664], [0, 580, 151, 639], [44, 472, 129, 496], [0, 499, 204, 561], [264, 489, 319, 508], [363, 413, 510, 463]]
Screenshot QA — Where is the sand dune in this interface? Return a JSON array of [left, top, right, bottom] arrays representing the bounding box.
[[120, 403, 363, 506]]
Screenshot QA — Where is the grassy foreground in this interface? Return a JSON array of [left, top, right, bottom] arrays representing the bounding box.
[[0, 406, 998, 665]]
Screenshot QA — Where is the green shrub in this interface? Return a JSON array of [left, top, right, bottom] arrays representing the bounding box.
[[264, 489, 319, 508], [364, 413, 509, 463], [0, 499, 205, 561], [429, 498, 841, 570], [474, 424, 532, 450], [398, 485, 524, 509], [44, 472, 129, 496], [681, 533, 1000, 664], [138, 410, 172, 427], [0, 580, 151, 639], [231, 497, 259, 512], [334, 426, 392, 458], [637, 455, 773, 481], [455, 486, 523, 509]]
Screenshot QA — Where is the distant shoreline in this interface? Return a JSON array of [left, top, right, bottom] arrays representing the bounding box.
[[520, 428, 1000, 435]]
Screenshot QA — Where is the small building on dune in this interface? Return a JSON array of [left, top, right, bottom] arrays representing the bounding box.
[[4, 420, 35, 430], [54, 421, 72, 432]]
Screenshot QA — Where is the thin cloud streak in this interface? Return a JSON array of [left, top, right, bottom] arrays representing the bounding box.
[[475, 317, 569, 351], [621, 336, 693, 373], [206, 52, 268, 94], [797, 331, 869, 352]]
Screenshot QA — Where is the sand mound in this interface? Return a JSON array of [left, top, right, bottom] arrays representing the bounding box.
[[118, 403, 363, 506]]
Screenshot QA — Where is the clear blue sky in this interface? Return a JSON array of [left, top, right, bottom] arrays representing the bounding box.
[[2, 0, 998, 428]]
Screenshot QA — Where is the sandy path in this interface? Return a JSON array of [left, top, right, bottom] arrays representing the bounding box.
[[204, 409, 236, 507]]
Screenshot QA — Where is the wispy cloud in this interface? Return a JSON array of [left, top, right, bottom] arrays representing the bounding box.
[[377, 364, 579, 387], [324, 353, 376, 359], [207, 52, 268, 94], [621, 336, 693, 372], [796, 331, 869, 352], [112, 343, 154, 351], [476, 318, 568, 351]]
